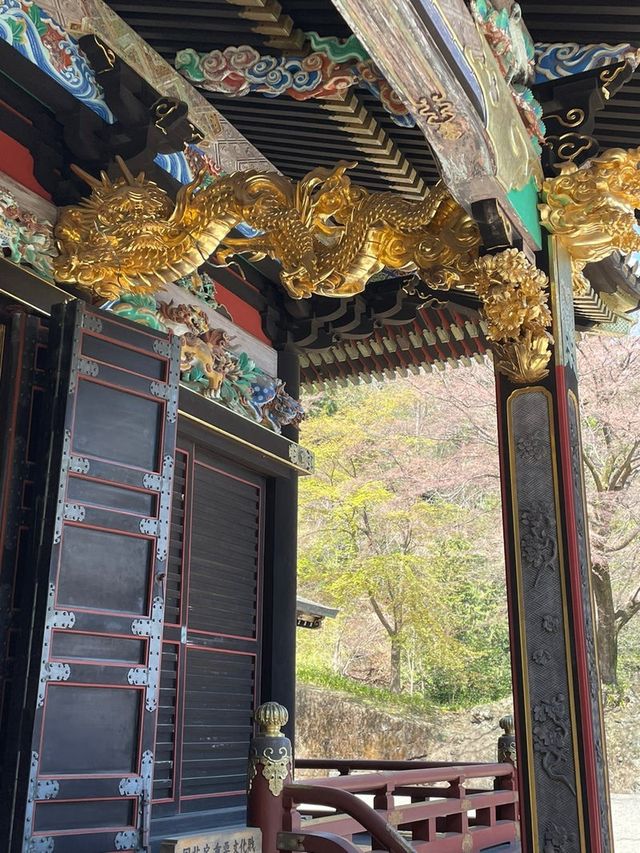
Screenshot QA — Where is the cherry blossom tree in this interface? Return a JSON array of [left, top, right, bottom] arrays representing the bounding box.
[[577, 335, 640, 685]]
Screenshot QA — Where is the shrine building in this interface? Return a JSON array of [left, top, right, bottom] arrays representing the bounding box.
[[0, 2, 638, 853]]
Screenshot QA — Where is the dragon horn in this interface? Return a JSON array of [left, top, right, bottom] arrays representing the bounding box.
[[115, 154, 144, 187], [115, 155, 138, 185], [70, 163, 105, 191]]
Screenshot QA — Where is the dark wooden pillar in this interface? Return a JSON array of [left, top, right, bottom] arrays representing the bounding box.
[[261, 349, 300, 742], [495, 237, 613, 853]]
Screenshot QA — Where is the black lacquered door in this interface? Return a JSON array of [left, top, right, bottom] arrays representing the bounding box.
[[17, 302, 180, 853], [0, 312, 47, 773]]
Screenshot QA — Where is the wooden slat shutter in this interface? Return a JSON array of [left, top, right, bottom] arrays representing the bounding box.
[[151, 442, 263, 835], [152, 449, 188, 804], [0, 313, 47, 787], [13, 301, 180, 853]]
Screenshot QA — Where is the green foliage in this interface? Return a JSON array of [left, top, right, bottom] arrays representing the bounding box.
[[296, 663, 436, 717], [298, 336, 640, 710], [297, 378, 512, 709]]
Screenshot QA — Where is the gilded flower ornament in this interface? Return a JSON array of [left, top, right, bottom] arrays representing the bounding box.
[[254, 746, 291, 796], [474, 249, 553, 384]]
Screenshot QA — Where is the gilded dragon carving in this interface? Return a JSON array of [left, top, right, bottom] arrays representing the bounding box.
[[54, 157, 479, 301], [54, 157, 553, 384], [540, 146, 640, 294]]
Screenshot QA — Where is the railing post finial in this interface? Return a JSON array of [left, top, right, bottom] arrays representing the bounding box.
[[498, 714, 517, 766], [255, 701, 289, 738], [247, 702, 293, 853]]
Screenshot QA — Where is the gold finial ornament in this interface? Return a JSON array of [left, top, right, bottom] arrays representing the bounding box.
[[498, 713, 517, 766], [248, 702, 292, 797], [475, 249, 553, 384], [539, 146, 640, 295], [254, 701, 289, 736], [499, 714, 515, 737]]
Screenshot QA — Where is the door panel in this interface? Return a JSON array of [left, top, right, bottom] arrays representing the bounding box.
[[15, 302, 180, 853], [152, 439, 263, 831], [0, 313, 46, 789], [181, 647, 256, 798]]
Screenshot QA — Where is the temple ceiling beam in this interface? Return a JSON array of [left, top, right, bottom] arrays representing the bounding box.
[[329, 0, 542, 248]]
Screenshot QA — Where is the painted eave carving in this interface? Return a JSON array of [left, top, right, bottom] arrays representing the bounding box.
[[329, 0, 542, 242], [108, 291, 304, 435], [534, 42, 640, 85], [174, 41, 417, 130], [0, 1, 219, 186], [34, 0, 275, 176], [0, 0, 114, 122]]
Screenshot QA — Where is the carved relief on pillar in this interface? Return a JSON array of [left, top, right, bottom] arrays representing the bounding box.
[[497, 234, 614, 853], [566, 391, 613, 851], [507, 388, 583, 852]]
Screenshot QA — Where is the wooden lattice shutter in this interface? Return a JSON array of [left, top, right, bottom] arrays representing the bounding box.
[[150, 443, 262, 835], [0, 313, 47, 786], [13, 301, 180, 853]]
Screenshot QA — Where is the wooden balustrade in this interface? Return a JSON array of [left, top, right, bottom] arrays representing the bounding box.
[[247, 704, 519, 853], [282, 763, 518, 853], [294, 759, 488, 775]]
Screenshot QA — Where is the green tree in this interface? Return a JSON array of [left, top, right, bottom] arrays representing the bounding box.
[[299, 382, 510, 701]]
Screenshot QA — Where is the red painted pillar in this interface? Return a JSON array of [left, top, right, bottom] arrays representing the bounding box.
[[495, 237, 613, 853]]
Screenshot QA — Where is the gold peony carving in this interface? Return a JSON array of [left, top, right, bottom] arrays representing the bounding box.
[[475, 249, 553, 384]]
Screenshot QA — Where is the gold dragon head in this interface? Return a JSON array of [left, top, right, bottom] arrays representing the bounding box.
[[568, 146, 640, 207], [542, 146, 640, 213], [540, 145, 640, 294], [54, 157, 189, 300]]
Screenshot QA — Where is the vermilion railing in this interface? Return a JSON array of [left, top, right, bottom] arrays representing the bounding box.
[[283, 761, 519, 853], [246, 704, 519, 853]]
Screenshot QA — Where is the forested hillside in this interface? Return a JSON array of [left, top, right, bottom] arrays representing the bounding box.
[[297, 334, 640, 711]]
